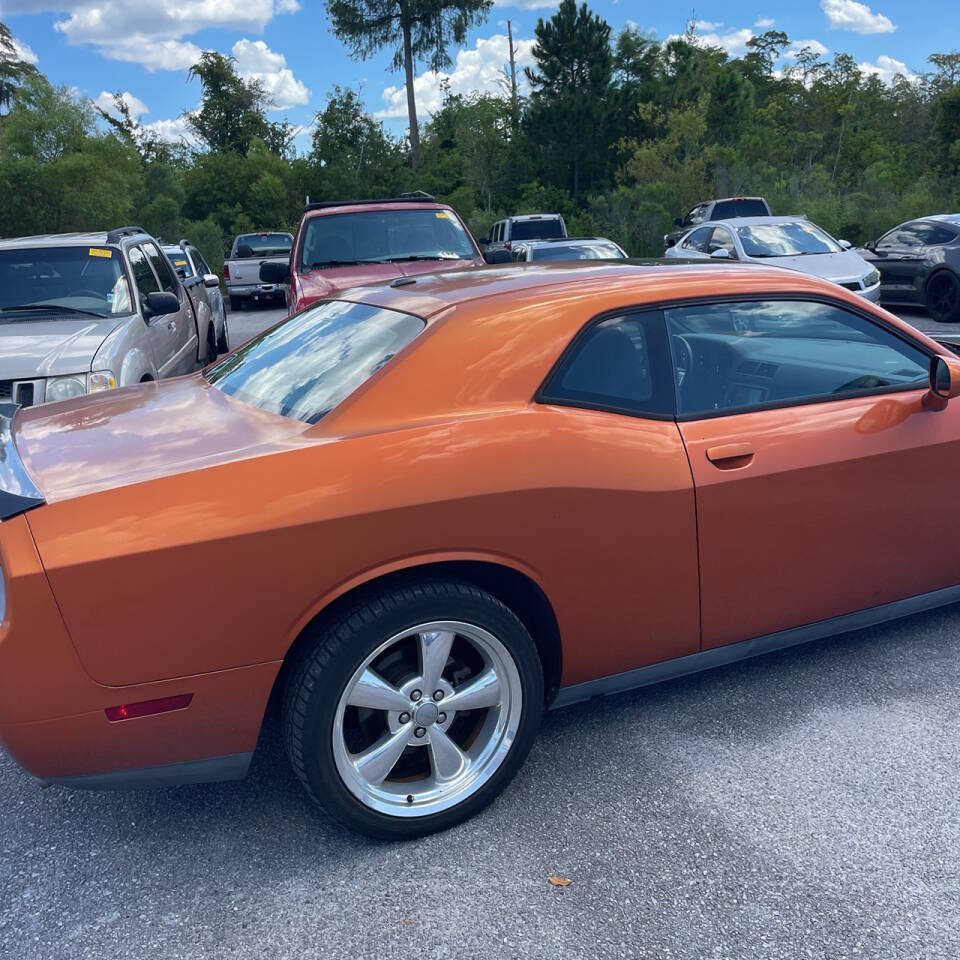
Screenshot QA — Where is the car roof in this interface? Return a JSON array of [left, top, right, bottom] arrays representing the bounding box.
[[335, 260, 850, 319], [696, 217, 809, 229], [923, 214, 960, 225], [506, 213, 563, 222], [304, 201, 450, 219], [0, 232, 124, 249], [518, 237, 615, 247]]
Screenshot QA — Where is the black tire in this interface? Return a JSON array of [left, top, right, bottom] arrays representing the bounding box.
[[229, 295, 242, 312], [216, 313, 230, 354], [926, 270, 960, 323], [205, 327, 218, 365], [282, 580, 544, 840]]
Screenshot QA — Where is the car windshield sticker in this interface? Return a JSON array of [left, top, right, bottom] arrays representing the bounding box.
[[435, 211, 450, 219], [174, 260, 187, 266], [89, 248, 113, 258]]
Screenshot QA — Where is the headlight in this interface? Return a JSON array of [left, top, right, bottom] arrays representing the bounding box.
[[864, 269, 880, 287], [87, 371, 117, 393], [45, 375, 87, 402]]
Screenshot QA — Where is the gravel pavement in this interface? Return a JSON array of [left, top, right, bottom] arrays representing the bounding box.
[[2, 300, 960, 959]]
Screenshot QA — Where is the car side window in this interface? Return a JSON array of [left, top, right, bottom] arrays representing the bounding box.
[[128, 245, 160, 301], [683, 227, 712, 252], [913, 223, 958, 246], [144, 242, 180, 297], [539, 312, 675, 418], [665, 300, 930, 418], [708, 228, 737, 258], [193, 251, 212, 275], [878, 225, 925, 248]]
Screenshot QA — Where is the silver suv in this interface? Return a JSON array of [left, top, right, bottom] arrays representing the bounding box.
[[0, 226, 213, 408]]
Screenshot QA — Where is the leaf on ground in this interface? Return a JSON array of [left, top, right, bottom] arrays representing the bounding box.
[[400, 917, 414, 926], [547, 875, 572, 887]]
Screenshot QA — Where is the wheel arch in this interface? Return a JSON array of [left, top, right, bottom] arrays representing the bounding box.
[[269, 559, 563, 714], [925, 265, 960, 293]]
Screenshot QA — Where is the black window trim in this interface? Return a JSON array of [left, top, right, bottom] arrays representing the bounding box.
[[535, 292, 937, 425]]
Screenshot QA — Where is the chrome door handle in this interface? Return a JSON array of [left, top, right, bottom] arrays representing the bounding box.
[[167, 320, 177, 331], [706, 443, 754, 468]]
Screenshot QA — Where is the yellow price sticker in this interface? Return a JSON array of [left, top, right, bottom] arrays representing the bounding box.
[[435, 211, 450, 219], [174, 260, 187, 266], [89, 248, 113, 258]]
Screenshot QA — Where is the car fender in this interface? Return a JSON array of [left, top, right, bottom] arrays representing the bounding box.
[[117, 347, 157, 385], [91, 319, 157, 386], [280, 549, 551, 660]]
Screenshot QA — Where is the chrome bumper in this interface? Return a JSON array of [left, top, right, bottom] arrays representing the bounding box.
[[0, 404, 45, 521]]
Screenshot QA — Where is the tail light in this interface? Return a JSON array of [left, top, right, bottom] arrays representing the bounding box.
[[504, 241, 512, 251], [223, 263, 230, 280]]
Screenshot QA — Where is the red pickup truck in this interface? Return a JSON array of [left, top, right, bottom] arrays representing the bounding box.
[[261, 192, 509, 313]]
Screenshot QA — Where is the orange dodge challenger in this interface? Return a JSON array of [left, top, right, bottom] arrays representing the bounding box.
[[2, 261, 960, 839]]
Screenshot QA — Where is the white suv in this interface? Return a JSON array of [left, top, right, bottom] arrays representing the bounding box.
[[485, 214, 567, 252]]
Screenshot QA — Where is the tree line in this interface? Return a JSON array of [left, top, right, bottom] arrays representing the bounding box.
[[2, 1, 960, 277]]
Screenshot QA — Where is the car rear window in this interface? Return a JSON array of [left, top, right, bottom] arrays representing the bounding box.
[[712, 199, 769, 219], [165, 249, 194, 277], [510, 219, 565, 241], [234, 234, 293, 257], [204, 300, 424, 424], [530, 242, 625, 261]]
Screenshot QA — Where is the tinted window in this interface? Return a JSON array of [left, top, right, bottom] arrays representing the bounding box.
[[876, 223, 956, 248], [205, 301, 424, 424], [510, 219, 565, 241], [540, 312, 674, 417], [234, 233, 293, 257], [0, 246, 132, 317], [193, 251, 212, 275], [144, 242, 179, 295], [530, 242, 625, 261], [683, 227, 712, 252], [129, 245, 160, 298], [165, 249, 194, 277], [684, 205, 706, 226], [299, 210, 475, 269], [712, 199, 769, 219], [666, 300, 929, 417], [708, 228, 737, 257]]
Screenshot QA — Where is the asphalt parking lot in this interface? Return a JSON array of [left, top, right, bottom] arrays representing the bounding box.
[[3, 300, 960, 960]]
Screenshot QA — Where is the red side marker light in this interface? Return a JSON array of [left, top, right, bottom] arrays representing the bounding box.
[[105, 694, 193, 722]]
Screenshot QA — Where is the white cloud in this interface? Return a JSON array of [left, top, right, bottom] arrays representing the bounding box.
[[755, 18, 775, 28], [8, 37, 39, 65], [670, 26, 754, 58], [785, 39, 830, 58], [859, 54, 917, 84], [693, 20, 724, 31], [93, 89, 149, 119], [1, 1, 299, 71], [231, 38, 309, 109], [377, 32, 536, 120], [141, 115, 200, 145], [821, 0, 895, 34]]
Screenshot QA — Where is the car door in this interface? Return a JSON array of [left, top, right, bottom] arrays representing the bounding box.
[[192, 249, 224, 323], [537, 310, 700, 682], [869, 224, 931, 297], [680, 226, 713, 258], [128, 244, 180, 377], [667, 296, 960, 650], [707, 226, 738, 259], [143, 241, 198, 373]]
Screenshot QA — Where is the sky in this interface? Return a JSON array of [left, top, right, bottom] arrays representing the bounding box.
[[1, 0, 958, 152]]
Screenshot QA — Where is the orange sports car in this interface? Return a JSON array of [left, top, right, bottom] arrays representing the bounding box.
[[2, 261, 959, 839]]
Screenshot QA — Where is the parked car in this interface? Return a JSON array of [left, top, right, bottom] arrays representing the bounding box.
[[664, 196, 771, 249], [0, 226, 204, 408], [665, 217, 881, 300], [260, 192, 503, 315], [3, 260, 960, 839], [510, 237, 627, 262], [858, 215, 960, 323], [223, 232, 293, 311], [164, 241, 230, 357], [485, 213, 567, 252]]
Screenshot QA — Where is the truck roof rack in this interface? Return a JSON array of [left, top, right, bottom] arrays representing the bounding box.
[[305, 191, 437, 211], [106, 225, 148, 243]]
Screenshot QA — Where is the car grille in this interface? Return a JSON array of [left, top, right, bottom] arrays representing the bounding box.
[[0, 381, 11, 401], [0, 381, 37, 407], [840, 281, 862, 292]]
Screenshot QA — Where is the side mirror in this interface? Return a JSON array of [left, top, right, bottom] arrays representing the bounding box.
[[710, 248, 731, 259], [260, 261, 291, 284], [673, 217, 684, 227], [665, 237, 677, 248], [932, 355, 960, 398], [838, 239, 852, 250], [203, 273, 220, 288], [864, 240, 877, 252], [143, 291, 180, 318], [483, 249, 513, 265]]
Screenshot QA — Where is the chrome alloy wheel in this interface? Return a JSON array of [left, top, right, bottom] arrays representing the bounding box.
[[332, 620, 523, 818]]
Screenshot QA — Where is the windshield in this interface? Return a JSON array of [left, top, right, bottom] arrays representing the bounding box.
[[205, 300, 424, 423], [736, 222, 842, 258], [165, 250, 194, 277], [511, 219, 564, 241], [712, 199, 769, 219], [234, 234, 293, 258], [0, 246, 133, 317], [530, 242, 624, 261], [299, 209, 476, 269]]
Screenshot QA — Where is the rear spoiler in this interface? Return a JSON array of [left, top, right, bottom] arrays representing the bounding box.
[[0, 404, 45, 521]]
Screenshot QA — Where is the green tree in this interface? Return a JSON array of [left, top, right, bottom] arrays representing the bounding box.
[[0, 21, 36, 112], [325, 0, 492, 167], [525, 0, 614, 195]]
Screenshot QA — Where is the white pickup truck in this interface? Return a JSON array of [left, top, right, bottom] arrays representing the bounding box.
[[223, 232, 293, 311]]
